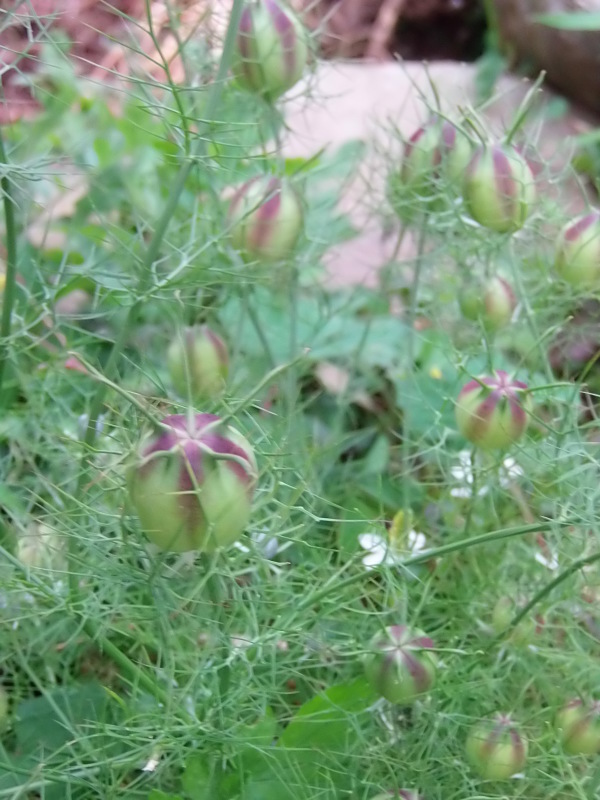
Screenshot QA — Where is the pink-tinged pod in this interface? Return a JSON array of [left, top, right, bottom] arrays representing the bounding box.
[[455, 371, 532, 450], [466, 714, 528, 780], [364, 625, 437, 705], [234, 0, 308, 101], [128, 414, 257, 553], [400, 118, 473, 196], [459, 275, 516, 331], [228, 175, 303, 263], [167, 325, 228, 402], [556, 699, 600, 755], [463, 144, 536, 233], [555, 211, 600, 288]]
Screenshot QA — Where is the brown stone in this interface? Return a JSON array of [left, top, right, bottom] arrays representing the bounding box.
[[492, 0, 600, 114]]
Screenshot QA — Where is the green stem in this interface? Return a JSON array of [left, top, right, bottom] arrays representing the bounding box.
[[290, 519, 575, 617], [0, 129, 18, 399], [504, 549, 600, 636], [402, 221, 427, 518]]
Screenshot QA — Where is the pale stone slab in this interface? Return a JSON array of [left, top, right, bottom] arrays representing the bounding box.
[[282, 61, 594, 287]]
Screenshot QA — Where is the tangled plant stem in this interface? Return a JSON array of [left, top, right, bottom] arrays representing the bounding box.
[[0, 128, 18, 401]]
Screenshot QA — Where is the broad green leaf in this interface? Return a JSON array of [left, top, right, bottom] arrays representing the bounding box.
[[278, 677, 375, 752], [182, 754, 214, 800], [14, 681, 114, 755]]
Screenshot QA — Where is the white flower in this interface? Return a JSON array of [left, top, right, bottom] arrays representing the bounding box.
[[450, 450, 524, 498], [499, 456, 524, 487], [535, 550, 559, 571], [450, 449, 489, 498], [234, 530, 279, 559], [358, 529, 428, 571]]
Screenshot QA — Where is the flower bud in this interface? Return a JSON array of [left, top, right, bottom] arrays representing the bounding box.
[[555, 211, 600, 288], [466, 714, 528, 780], [234, 0, 308, 101], [364, 625, 437, 705], [555, 699, 600, 755], [463, 144, 536, 233], [129, 414, 257, 553], [459, 276, 516, 331], [455, 371, 531, 450], [229, 176, 303, 263], [401, 118, 472, 197], [167, 326, 228, 402]]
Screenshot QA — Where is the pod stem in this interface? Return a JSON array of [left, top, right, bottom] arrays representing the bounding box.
[[0, 128, 18, 401]]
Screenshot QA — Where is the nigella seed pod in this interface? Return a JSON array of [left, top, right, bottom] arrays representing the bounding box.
[[370, 792, 424, 800], [390, 118, 472, 220], [364, 625, 437, 705], [455, 371, 532, 450], [167, 325, 229, 402], [555, 211, 600, 288], [234, 0, 308, 101], [229, 176, 303, 263], [491, 596, 534, 646], [128, 414, 257, 553], [463, 144, 536, 233], [459, 275, 516, 331], [556, 699, 600, 755], [466, 714, 528, 780]]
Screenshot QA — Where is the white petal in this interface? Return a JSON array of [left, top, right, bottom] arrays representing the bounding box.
[[535, 551, 559, 571], [358, 532, 385, 550], [451, 487, 472, 498], [233, 542, 250, 554], [362, 548, 386, 568], [262, 537, 279, 560], [408, 531, 427, 551]]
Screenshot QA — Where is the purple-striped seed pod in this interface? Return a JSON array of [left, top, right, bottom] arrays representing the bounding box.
[[167, 325, 229, 402], [455, 371, 532, 450], [364, 625, 437, 705], [556, 698, 600, 755], [228, 175, 303, 263], [234, 0, 308, 102], [466, 714, 528, 780], [555, 211, 600, 288], [400, 118, 473, 197], [463, 144, 536, 233], [459, 275, 516, 331], [370, 792, 424, 800], [128, 414, 257, 553]]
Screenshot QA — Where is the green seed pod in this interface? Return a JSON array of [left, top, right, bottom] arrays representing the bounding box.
[[455, 371, 532, 450], [466, 714, 528, 780], [167, 325, 229, 402], [491, 596, 534, 645], [364, 625, 437, 705], [129, 414, 257, 553], [459, 275, 516, 331], [229, 176, 303, 263], [463, 145, 536, 233], [556, 699, 600, 755], [234, 0, 308, 101], [401, 118, 473, 196], [555, 211, 600, 288]]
